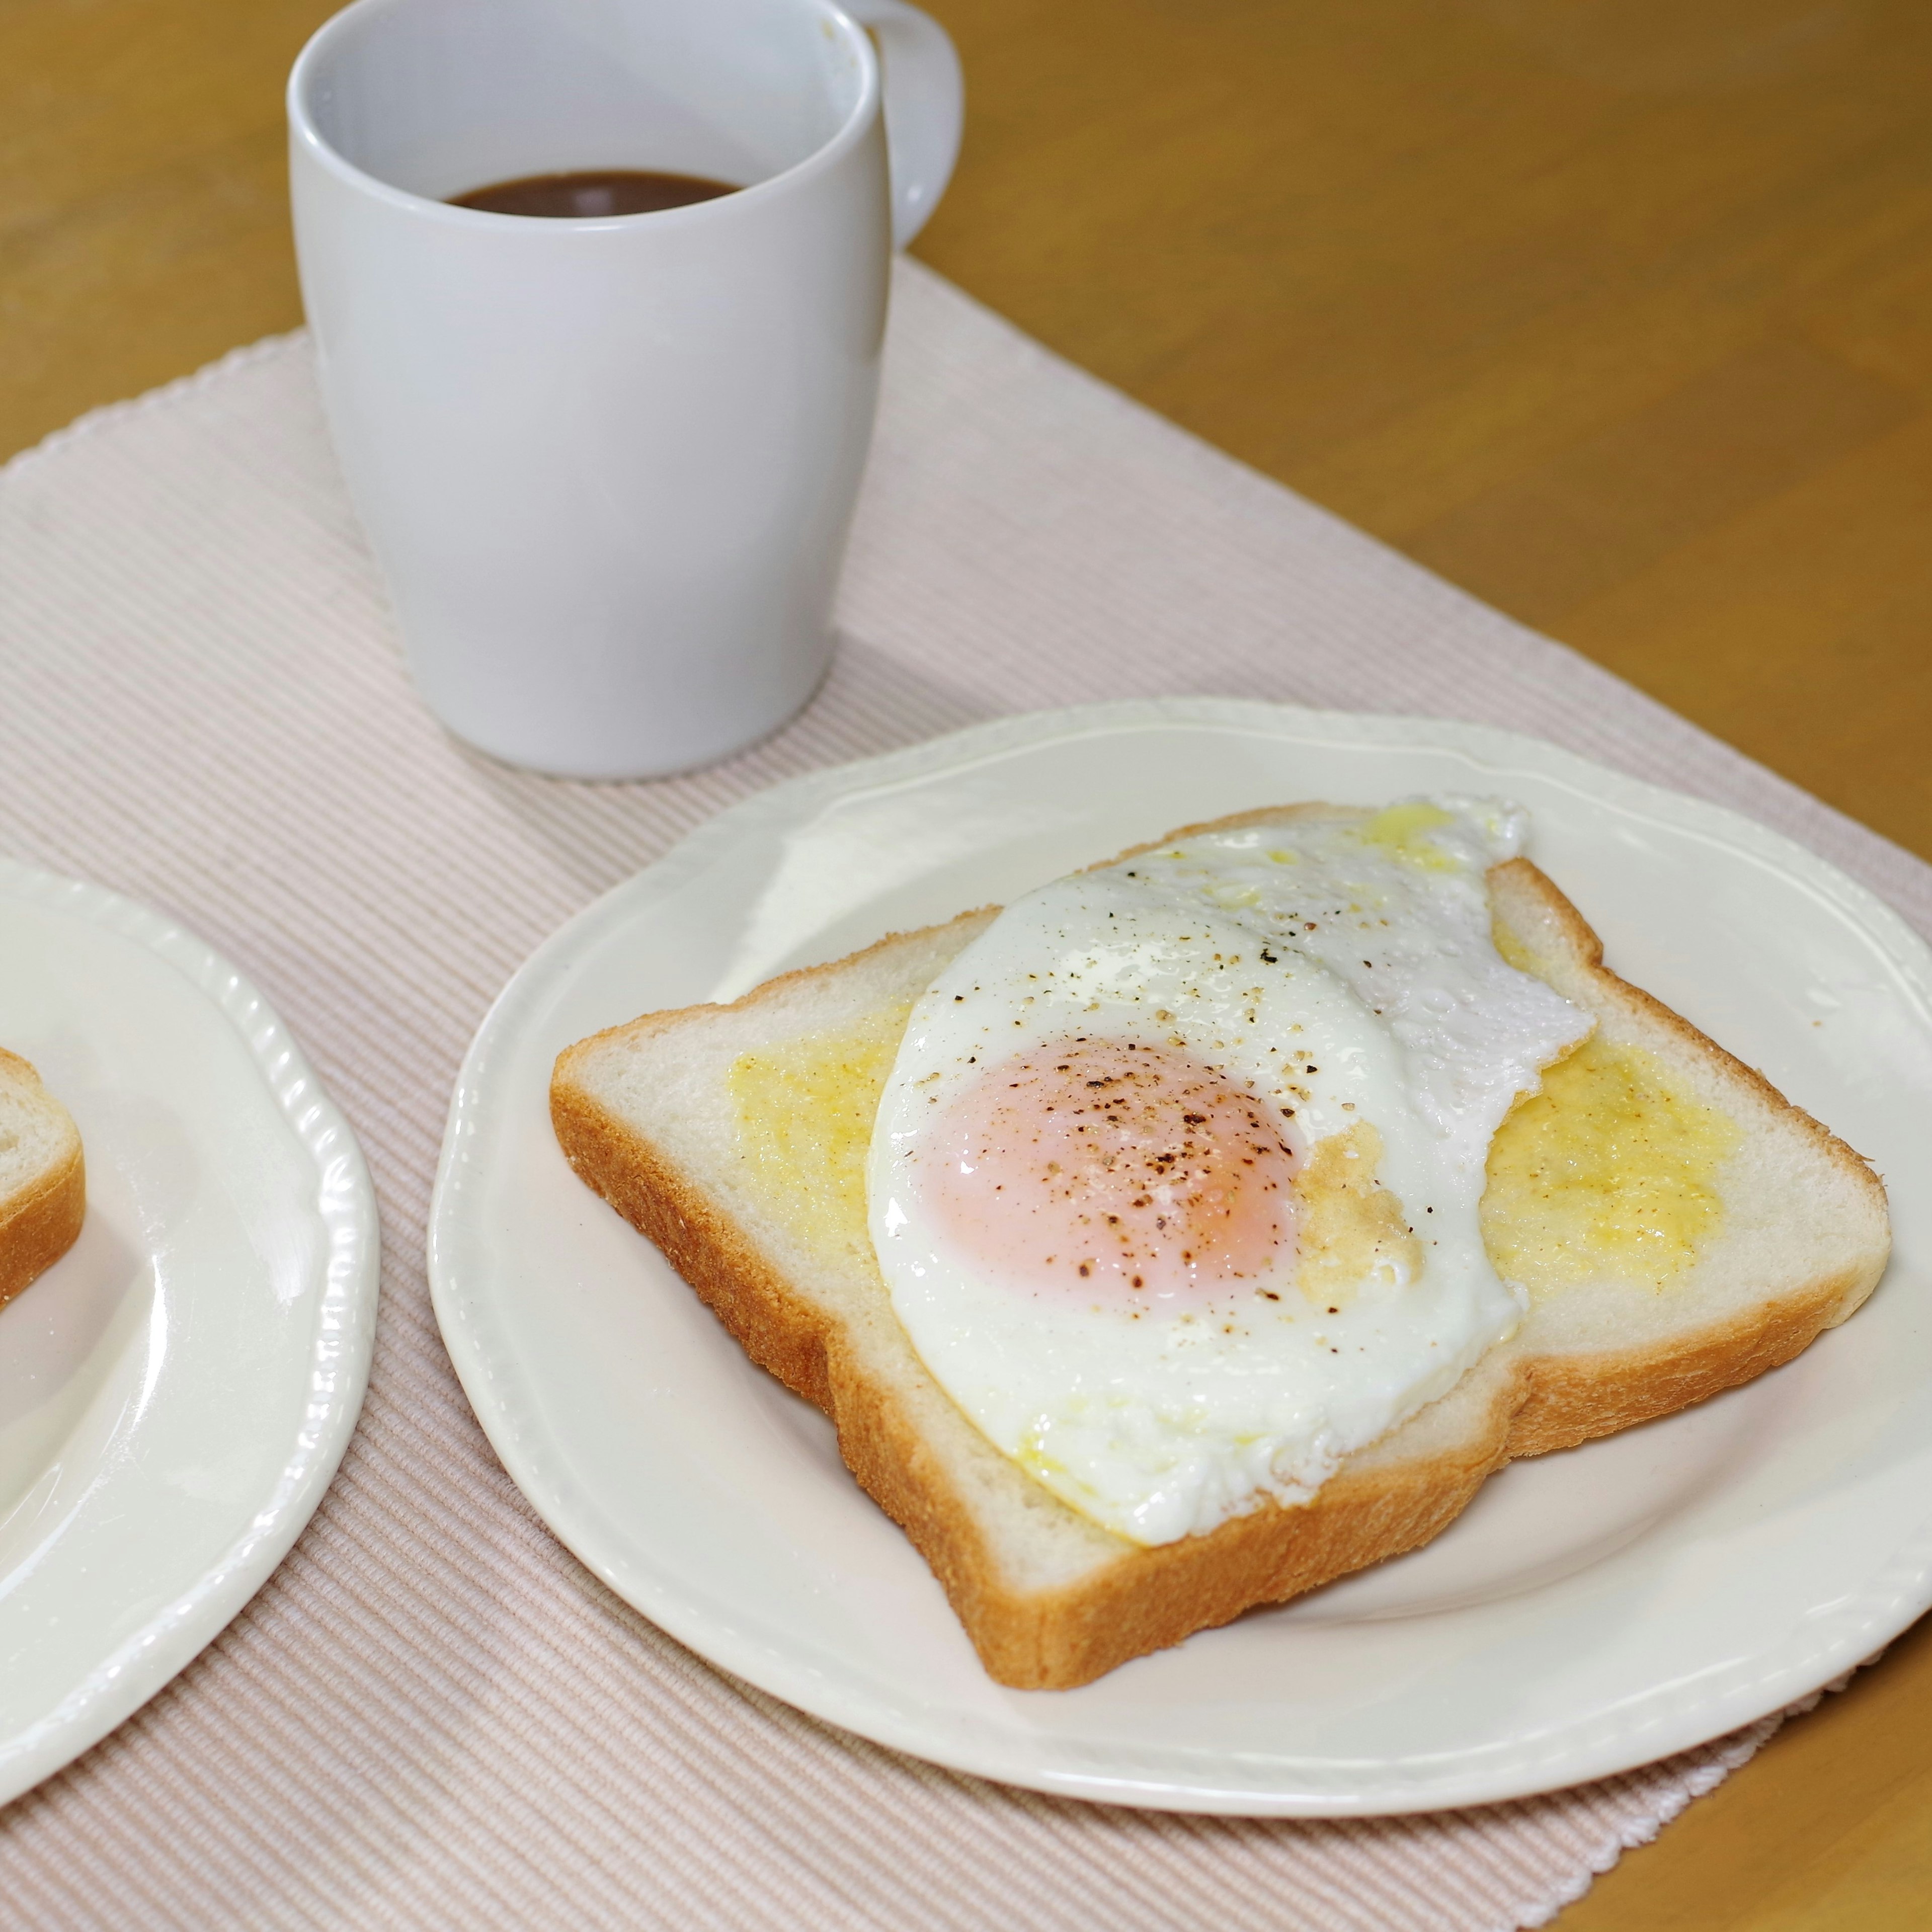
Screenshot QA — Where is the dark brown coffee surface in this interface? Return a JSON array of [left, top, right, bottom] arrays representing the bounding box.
[[448, 169, 738, 219]]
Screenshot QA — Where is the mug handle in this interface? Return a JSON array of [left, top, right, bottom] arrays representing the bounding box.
[[840, 0, 964, 248]]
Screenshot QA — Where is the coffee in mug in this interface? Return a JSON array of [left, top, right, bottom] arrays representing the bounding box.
[[448, 171, 740, 219]]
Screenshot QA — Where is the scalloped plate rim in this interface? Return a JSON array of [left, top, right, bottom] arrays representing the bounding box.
[[0, 857, 380, 1804]]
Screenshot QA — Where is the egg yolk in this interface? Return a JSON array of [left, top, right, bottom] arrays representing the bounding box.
[[913, 1039, 1300, 1302]]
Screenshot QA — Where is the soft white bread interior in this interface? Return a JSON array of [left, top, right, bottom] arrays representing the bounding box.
[[551, 816, 1890, 1689], [0, 1048, 86, 1310]]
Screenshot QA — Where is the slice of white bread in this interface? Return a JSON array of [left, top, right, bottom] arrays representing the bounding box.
[[0, 1048, 85, 1310], [551, 812, 1890, 1688]]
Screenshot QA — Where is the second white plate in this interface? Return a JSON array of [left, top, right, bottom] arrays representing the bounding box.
[[0, 860, 378, 1804], [430, 699, 1932, 1814]]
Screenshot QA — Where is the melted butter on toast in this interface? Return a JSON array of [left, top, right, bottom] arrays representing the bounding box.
[[727, 1003, 912, 1253], [1483, 1034, 1741, 1294]]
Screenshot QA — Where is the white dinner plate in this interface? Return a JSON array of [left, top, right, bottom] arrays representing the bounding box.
[[429, 698, 1932, 1815], [0, 861, 378, 1803]]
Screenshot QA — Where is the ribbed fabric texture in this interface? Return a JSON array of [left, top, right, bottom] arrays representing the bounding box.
[[0, 259, 1919, 1930]]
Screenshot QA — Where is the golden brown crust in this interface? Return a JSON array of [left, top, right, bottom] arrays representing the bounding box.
[[552, 812, 1892, 1689], [1499, 1263, 1873, 1457], [0, 1048, 86, 1312]]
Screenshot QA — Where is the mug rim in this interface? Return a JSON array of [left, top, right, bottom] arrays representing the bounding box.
[[286, 0, 881, 230]]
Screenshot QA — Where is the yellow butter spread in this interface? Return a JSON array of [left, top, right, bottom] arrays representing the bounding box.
[[1482, 1034, 1741, 1293], [727, 1004, 912, 1251]]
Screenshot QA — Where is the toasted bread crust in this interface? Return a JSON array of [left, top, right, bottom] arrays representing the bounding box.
[[552, 820, 1890, 1688], [0, 1048, 86, 1311]]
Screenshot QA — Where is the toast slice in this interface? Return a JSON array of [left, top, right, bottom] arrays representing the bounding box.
[[551, 816, 1890, 1689], [0, 1048, 86, 1310]]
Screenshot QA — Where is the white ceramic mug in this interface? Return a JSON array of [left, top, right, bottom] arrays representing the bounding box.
[[288, 0, 961, 778]]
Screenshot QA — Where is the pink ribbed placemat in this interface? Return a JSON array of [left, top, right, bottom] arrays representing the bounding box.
[[0, 258, 1919, 1929]]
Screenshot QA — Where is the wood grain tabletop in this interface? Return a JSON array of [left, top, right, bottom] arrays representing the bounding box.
[[4, 0, 1929, 1921]]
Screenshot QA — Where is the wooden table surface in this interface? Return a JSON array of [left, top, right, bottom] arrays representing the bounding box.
[[4, 0, 1929, 1921]]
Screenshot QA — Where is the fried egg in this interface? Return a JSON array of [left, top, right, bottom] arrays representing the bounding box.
[[866, 799, 1593, 1547]]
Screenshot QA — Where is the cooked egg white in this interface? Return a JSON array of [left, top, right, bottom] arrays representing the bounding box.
[[866, 799, 1593, 1547]]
